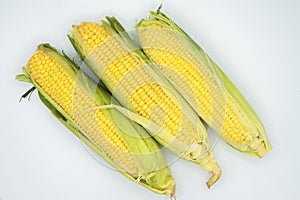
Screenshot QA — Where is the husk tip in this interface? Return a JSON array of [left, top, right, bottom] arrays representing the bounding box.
[[206, 166, 222, 189]]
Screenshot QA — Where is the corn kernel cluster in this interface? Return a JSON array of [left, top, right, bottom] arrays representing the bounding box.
[[138, 27, 249, 145], [76, 22, 110, 53], [28, 50, 75, 116], [27, 49, 139, 175], [73, 22, 200, 145]]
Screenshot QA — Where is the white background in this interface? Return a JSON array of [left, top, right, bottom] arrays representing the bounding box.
[[1, 0, 299, 199]]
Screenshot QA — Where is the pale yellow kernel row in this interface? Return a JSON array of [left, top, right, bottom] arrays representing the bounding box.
[[130, 83, 182, 137]]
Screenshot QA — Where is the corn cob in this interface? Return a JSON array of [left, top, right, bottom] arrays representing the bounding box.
[[69, 17, 221, 187], [16, 44, 176, 197], [136, 9, 272, 157]]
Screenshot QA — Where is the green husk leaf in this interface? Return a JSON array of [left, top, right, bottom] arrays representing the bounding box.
[[16, 73, 31, 83]]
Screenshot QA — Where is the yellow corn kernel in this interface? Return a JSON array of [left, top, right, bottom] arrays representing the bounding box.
[[27, 49, 135, 171], [136, 10, 272, 157], [140, 48, 249, 145]]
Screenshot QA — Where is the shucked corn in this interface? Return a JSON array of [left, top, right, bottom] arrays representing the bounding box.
[[16, 44, 176, 197], [136, 9, 272, 157], [69, 17, 221, 187]]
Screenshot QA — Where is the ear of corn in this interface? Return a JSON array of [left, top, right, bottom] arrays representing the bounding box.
[[69, 17, 221, 187], [136, 9, 272, 158], [16, 44, 176, 197]]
